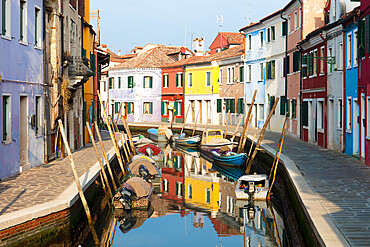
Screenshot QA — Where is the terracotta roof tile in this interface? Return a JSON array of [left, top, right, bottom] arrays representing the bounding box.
[[219, 32, 245, 45]]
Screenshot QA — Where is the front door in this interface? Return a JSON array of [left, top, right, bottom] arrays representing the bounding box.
[[328, 99, 334, 148], [353, 99, 359, 156], [20, 96, 28, 165], [361, 94, 365, 159]]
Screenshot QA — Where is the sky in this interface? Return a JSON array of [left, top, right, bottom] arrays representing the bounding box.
[[90, 0, 291, 55]]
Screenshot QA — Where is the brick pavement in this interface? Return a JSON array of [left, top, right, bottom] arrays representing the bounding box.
[[129, 121, 370, 246], [0, 131, 114, 216]]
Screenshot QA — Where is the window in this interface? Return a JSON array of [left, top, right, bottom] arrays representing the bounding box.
[[143, 76, 153, 88], [176, 73, 183, 87], [298, 7, 301, 27], [1, 0, 10, 37], [259, 104, 264, 120], [206, 188, 211, 204], [161, 101, 169, 115], [284, 55, 290, 76], [248, 34, 252, 50], [205, 71, 211, 87], [259, 63, 264, 81], [282, 21, 287, 36], [118, 77, 121, 89], [227, 67, 231, 83], [114, 102, 120, 114], [143, 102, 153, 114], [313, 50, 317, 75], [35, 96, 42, 135], [239, 66, 244, 82], [354, 30, 358, 66], [302, 54, 307, 77], [266, 60, 275, 79], [317, 100, 324, 129], [188, 185, 192, 199], [294, 11, 298, 29], [328, 48, 333, 74], [280, 95, 286, 115], [176, 182, 182, 197], [163, 74, 169, 88], [320, 47, 325, 74], [248, 65, 251, 82], [35, 7, 41, 46], [302, 101, 308, 127], [127, 102, 134, 114], [347, 33, 352, 67], [259, 31, 264, 48], [267, 28, 271, 42], [109, 77, 113, 89], [238, 98, 244, 113], [293, 51, 300, 72], [175, 101, 182, 116], [218, 69, 222, 83], [188, 73, 193, 87], [20, 0, 26, 42], [269, 96, 275, 114], [219, 192, 222, 208], [2, 95, 11, 141], [292, 99, 296, 118], [347, 98, 352, 131], [271, 26, 275, 41], [308, 52, 313, 76], [338, 43, 343, 70], [288, 16, 291, 33], [103, 81, 106, 92], [338, 99, 342, 128], [227, 67, 234, 84], [217, 99, 222, 113], [163, 179, 169, 193], [225, 99, 235, 113], [367, 97, 370, 137], [128, 76, 134, 88]]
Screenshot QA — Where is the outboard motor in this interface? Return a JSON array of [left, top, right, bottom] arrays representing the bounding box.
[[145, 147, 154, 156], [139, 164, 151, 181], [118, 187, 137, 210]]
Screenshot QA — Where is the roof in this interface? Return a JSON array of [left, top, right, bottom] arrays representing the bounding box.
[[112, 45, 187, 69], [219, 32, 245, 45], [239, 9, 282, 32], [162, 44, 244, 68]]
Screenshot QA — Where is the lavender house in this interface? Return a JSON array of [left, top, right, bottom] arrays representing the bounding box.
[[0, 0, 44, 179], [107, 44, 188, 123]]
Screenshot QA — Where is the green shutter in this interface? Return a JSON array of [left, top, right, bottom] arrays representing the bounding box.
[[238, 98, 243, 113], [20, 3, 23, 40], [161, 102, 164, 115], [240, 66, 244, 82], [231, 99, 235, 113], [114, 102, 119, 114], [83, 48, 87, 57], [150, 77, 153, 88], [266, 62, 271, 79], [150, 102, 153, 114], [2, 0, 6, 35], [217, 99, 222, 113], [174, 102, 178, 116], [163, 75, 165, 87], [280, 96, 286, 115], [127, 102, 131, 114]]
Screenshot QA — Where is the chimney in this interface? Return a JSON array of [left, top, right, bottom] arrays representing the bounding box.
[[118, 49, 121, 55], [193, 37, 205, 56]]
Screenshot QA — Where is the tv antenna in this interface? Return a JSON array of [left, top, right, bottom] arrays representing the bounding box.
[[217, 15, 223, 51], [244, 4, 251, 24], [90, 9, 101, 46]]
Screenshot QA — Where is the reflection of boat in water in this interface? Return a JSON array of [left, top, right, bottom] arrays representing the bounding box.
[[174, 145, 201, 158], [211, 150, 248, 167], [211, 162, 244, 181], [117, 202, 155, 234], [173, 134, 201, 147]]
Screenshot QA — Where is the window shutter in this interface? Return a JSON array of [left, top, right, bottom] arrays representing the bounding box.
[[270, 96, 275, 114], [271, 60, 275, 79], [217, 99, 222, 113], [161, 102, 164, 115], [179, 101, 182, 115], [143, 77, 145, 88], [358, 19, 365, 58], [150, 77, 153, 88], [302, 55, 307, 77], [302, 101, 308, 126], [127, 102, 131, 114], [150, 102, 153, 114], [2, 0, 6, 34], [282, 21, 287, 36], [366, 15, 370, 54], [163, 75, 165, 87], [132, 103, 134, 114], [181, 73, 184, 87], [280, 96, 286, 115], [266, 62, 271, 79], [174, 102, 178, 116], [231, 99, 235, 113]]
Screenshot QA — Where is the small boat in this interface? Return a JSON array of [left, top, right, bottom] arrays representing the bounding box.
[[137, 144, 163, 156], [147, 128, 167, 142], [211, 151, 248, 167], [127, 157, 162, 193], [134, 137, 154, 148], [174, 145, 201, 158], [173, 133, 201, 147], [235, 174, 269, 201], [200, 129, 237, 154], [131, 154, 156, 165], [113, 175, 153, 210]]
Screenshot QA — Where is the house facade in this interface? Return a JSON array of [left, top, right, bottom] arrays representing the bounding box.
[[209, 32, 244, 55], [0, 0, 44, 179]]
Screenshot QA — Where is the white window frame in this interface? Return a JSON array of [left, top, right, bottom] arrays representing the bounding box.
[[35, 95, 42, 136], [205, 188, 211, 204], [338, 42, 343, 70], [259, 62, 264, 81], [128, 102, 134, 115], [143, 102, 153, 115], [328, 47, 333, 74], [34, 6, 42, 48], [248, 34, 252, 50], [188, 72, 193, 87], [163, 74, 169, 88], [259, 104, 264, 120], [239, 65, 244, 83], [2, 94, 12, 143], [267, 27, 271, 42], [320, 46, 325, 75], [346, 97, 352, 132], [218, 69, 222, 84], [294, 11, 298, 29], [205, 71, 211, 87], [1, 0, 11, 38], [176, 72, 183, 88], [298, 7, 302, 27], [317, 99, 324, 132], [163, 101, 169, 116], [354, 30, 358, 67], [19, 0, 27, 43], [347, 33, 352, 68], [259, 31, 264, 48], [248, 64, 251, 82], [338, 98, 342, 129], [313, 49, 318, 76], [288, 16, 291, 34]]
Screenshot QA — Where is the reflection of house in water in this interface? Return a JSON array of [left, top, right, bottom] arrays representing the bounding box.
[[161, 150, 184, 204]]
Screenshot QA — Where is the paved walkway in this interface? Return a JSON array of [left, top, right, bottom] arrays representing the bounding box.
[[129, 121, 370, 246], [0, 131, 114, 222]]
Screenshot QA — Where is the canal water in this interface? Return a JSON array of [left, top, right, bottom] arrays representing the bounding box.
[[87, 144, 296, 247]]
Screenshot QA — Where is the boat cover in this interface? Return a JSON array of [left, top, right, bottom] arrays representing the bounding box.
[[126, 177, 151, 197], [129, 158, 159, 176]]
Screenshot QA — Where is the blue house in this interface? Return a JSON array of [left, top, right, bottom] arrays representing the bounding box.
[[344, 23, 360, 158], [240, 24, 266, 129], [0, 0, 44, 179]]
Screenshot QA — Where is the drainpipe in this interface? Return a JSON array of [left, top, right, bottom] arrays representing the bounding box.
[[43, 0, 49, 163], [342, 27, 346, 153], [280, 10, 288, 114], [298, 0, 303, 139]]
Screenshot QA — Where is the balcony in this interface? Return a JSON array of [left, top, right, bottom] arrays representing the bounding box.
[[64, 53, 93, 88]]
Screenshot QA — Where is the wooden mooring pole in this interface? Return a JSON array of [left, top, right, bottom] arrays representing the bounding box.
[[192, 111, 199, 136], [238, 90, 257, 153], [57, 119, 100, 245], [180, 104, 191, 135], [86, 122, 113, 200], [245, 97, 279, 174], [121, 116, 137, 155], [94, 121, 118, 191], [224, 110, 230, 138], [231, 114, 244, 142]]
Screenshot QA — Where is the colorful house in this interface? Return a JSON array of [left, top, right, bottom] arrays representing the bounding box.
[[239, 23, 267, 129], [281, 0, 326, 137], [107, 44, 187, 123], [359, 0, 370, 166], [343, 11, 360, 157], [160, 48, 193, 123], [209, 32, 244, 55], [162, 151, 184, 204], [0, 0, 44, 179]]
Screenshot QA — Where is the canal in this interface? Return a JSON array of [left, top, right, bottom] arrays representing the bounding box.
[[83, 142, 304, 247]]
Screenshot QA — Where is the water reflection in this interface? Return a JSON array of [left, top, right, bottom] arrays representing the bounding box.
[[105, 145, 288, 247]]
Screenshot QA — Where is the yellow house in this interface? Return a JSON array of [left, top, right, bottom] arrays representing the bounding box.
[[83, 0, 97, 143]]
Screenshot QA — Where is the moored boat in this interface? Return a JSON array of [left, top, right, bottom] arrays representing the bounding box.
[[211, 151, 248, 167], [200, 129, 237, 154], [137, 144, 163, 156], [173, 134, 201, 147], [147, 128, 167, 142], [235, 174, 269, 201]]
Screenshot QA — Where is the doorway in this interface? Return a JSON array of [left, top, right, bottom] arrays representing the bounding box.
[[328, 99, 334, 148], [361, 94, 365, 159], [20, 96, 28, 165], [198, 100, 202, 124], [353, 99, 359, 156]]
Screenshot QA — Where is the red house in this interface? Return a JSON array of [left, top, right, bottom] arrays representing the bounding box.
[[359, 0, 370, 166], [209, 32, 244, 55], [161, 151, 184, 204], [299, 28, 328, 148]]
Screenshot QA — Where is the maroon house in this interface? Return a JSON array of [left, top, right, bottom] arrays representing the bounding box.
[[209, 32, 244, 55]]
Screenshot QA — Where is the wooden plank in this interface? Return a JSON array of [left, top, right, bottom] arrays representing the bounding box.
[[57, 119, 100, 245], [231, 114, 244, 142], [86, 122, 113, 200], [94, 121, 118, 191], [192, 111, 199, 136], [224, 110, 230, 138], [245, 97, 280, 174]]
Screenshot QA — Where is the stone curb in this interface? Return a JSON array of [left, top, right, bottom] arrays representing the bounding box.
[[0, 135, 118, 231]]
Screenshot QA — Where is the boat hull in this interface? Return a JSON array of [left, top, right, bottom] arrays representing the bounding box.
[[148, 132, 167, 142], [174, 135, 201, 147], [211, 151, 248, 167]]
